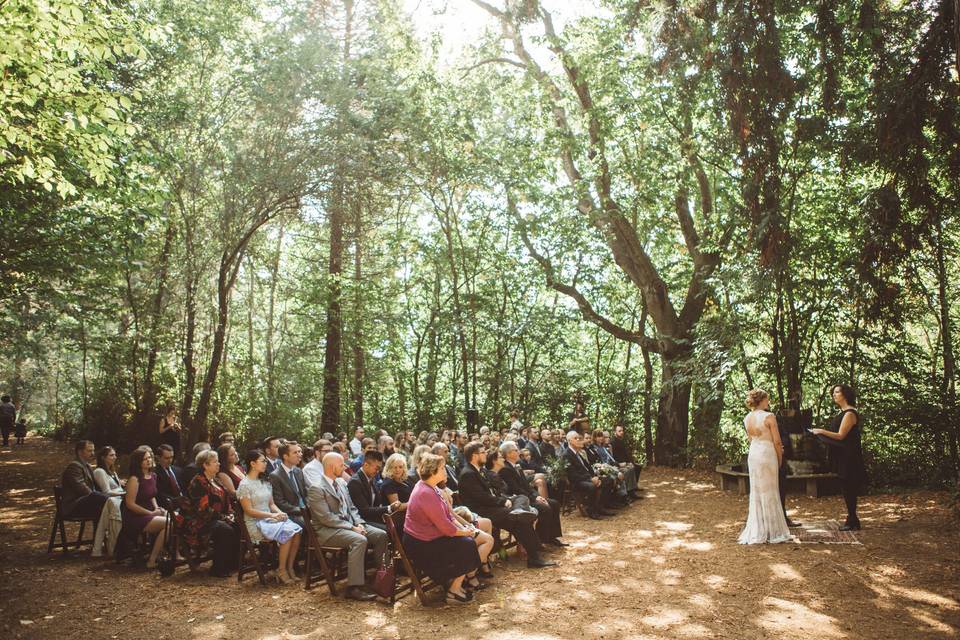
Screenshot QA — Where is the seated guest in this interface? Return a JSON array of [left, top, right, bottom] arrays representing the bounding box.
[[303, 439, 333, 487], [404, 453, 486, 604], [457, 442, 555, 569], [407, 445, 431, 484], [92, 446, 124, 557], [122, 447, 169, 569], [348, 450, 403, 530], [522, 427, 548, 471], [348, 427, 365, 458], [237, 449, 302, 585], [540, 428, 558, 461], [430, 443, 460, 492], [218, 432, 235, 446], [382, 453, 414, 507], [499, 442, 566, 546], [215, 444, 245, 498], [179, 442, 211, 488], [378, 435, 396, 460], [450, 431, 467, 470], [602, 429, 640, 498], [268, 441, 308, 527], [261, 437, 282, 475], [306, 452, 388, 601], [348, 438, 376, 473], [181, 449, 239, 576], [586, 430, 629, 506], [611, 424, 643, 494], [155, 444, 183, 510], [93, 446, 125, 496], [61, 440, 108, 520], [330, 442, 354, 480], [563, 431, 613, 519]]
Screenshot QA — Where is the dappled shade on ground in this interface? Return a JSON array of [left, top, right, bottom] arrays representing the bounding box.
[[0, 438, 957, 640]]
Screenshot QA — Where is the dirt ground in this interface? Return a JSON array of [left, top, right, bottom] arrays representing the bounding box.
[[1, 437, 958, 640]]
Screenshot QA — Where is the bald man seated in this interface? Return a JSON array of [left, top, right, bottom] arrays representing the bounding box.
[[306, 452, 388, 601]]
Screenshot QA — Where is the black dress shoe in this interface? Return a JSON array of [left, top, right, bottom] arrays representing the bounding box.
[[838, 522, 861, 531], [547, 539, 570, 547], [587, 511, 604, 520], [785, 518, 801, 528], [345, 586, 377, 601], [527, 558, 557, 568]]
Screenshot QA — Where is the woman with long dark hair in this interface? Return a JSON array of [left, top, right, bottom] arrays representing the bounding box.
[[810, 384, 867, 531], [122, 447, 168, 568]]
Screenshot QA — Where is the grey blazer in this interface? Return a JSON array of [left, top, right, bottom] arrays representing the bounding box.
[[307, 475, 365, 544]]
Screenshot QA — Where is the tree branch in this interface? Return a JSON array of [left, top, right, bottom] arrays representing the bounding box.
[[508, 195, 660, 353]]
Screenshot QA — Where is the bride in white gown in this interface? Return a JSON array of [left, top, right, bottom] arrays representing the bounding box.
[[738, 389, 792, 545]]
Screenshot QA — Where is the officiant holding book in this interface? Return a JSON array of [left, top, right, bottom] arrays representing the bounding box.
[[809, 384, 866, 531]]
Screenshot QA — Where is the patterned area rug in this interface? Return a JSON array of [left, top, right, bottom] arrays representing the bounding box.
[[790, 519, 862, 544]]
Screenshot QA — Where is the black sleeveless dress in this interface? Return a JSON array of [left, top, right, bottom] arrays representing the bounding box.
[[823, 409, 867, 490]]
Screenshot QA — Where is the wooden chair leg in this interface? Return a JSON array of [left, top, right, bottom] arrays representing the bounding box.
[[76, 521, 86, 547], [47, 516, 61, 553]]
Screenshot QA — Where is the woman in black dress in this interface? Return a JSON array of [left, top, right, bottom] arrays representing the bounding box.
[[158, 403, 182, 462], [810, 384, 867, 531]]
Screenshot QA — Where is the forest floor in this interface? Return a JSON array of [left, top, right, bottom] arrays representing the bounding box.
[[1, 437, 958, 640]]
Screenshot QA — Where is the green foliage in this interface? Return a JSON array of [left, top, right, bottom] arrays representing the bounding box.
[[0, 0, 956, 487]]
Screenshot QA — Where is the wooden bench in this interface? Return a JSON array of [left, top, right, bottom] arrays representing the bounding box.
[[715, 464, 840, 497], [47, 485, 98, 553]]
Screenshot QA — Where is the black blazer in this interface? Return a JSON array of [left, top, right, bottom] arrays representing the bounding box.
[[178, 463, 201, 491], [523, 439, 547, 470], [458, 464, 508, 512], [155, 464, 183, 509], [564, 447, 595, 485], [611, 437, 635, 465], [269, 465, 308, 515], [347, 471, 388, 523], [499, 461, 535, 499], [585, 444, 603, 466], [541, 442, 557, 460], [443, 464, 460, 492]]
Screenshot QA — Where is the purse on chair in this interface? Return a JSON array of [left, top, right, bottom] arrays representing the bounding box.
[[371, 551, 396, 599]]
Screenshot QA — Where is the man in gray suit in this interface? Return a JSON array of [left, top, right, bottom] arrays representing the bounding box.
[[269, 442, 308, 527], [60, 440, 108, 519], [307, 452, 387, 601]]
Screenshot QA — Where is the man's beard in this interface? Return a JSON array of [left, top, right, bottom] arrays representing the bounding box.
[[383, 448, 395, 457]]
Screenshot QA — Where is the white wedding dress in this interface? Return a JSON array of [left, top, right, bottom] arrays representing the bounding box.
[[738, 410, 792, 545]]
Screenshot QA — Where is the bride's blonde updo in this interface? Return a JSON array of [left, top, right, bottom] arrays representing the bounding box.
[[745, 389, 769, 410]]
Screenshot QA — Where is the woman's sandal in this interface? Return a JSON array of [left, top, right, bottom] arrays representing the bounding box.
[[446, 589, 473, 604], [465, 576, 486, 591]]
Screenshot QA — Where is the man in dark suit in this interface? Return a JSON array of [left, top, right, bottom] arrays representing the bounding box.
[[540, 429, 558, 461], [347, 450, 401, 531], [522, 427, 548, 472], [261, 436, 282, 475], [563, 431, 612, 519], [155, 444, 184, 510], [178, 441, 211, 489], [430, 442, 461, 492], [458, 442, 555, 568], [268, 442, 309, 527], [60, 440, 107, 519], [499, 442, 566, 546]]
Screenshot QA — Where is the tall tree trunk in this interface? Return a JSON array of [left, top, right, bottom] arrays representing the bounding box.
[[321, 180, 345, 434], [141, 216, 176, 416], [352, 199, 364, 430], [654, 354, 691, 467], [265, 225, 284, 417], [934, 216, 958, 477], [180, 274, 198, 430], [246, 254, 256, 383], [321, 0, 354, 435], [640, 304, 655, 463]]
